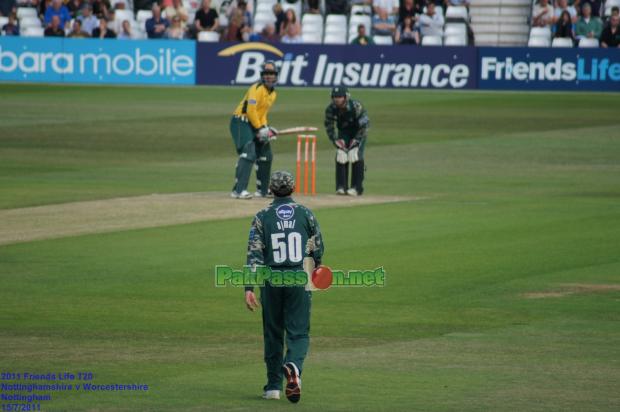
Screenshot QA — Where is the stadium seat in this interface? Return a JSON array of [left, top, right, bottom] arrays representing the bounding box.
[[198, 31, 220, 41], [446, 6, 468, 21], [19, 16, 42, 28], [421, 35, 442, 46], [350, 4, 372, 15], [0, 16, 8, 29], [323, 32, 347, 44], [254, 11, 277, 26], [373, 35, 393, 45], [578, 38, 599, 48], [302, 32, 322, 43], [21, 26, 44, 37], [444, 23, 467, 38], [16, 7, 37, 20], [302, 13, 323, 28], [115, 9, 134, 24], [528, 36, 550, 47], [325, 14, 347, 27], [552, 37, 573, 47], [444, 35, 467, 46], [529, 26, 551, 40], [255, 2, 273, 14], [136, 10, 153, 30]]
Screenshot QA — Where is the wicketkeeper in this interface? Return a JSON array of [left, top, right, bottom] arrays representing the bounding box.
[[324, 86, 370, 196], [245, 170, 324, 403], [229, 61, 279, 199]]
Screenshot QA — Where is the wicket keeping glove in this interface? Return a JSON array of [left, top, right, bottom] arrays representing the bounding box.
[[336, 149, 348, 164], [348, 147, 359, 163]]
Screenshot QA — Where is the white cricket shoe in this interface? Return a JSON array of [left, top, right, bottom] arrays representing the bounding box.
[[254, 191, 274, 198], [347, 188, 359, 196], [336, 188, 346, 195], [262, 390, 280, 400], [237, 190, 253, 199]]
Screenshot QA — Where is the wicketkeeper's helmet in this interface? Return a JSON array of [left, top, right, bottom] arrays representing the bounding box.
[[331, 86, 350, 99], [269, 170, 295, 197]]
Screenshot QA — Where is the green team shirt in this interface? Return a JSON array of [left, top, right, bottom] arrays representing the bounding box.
[[324, 99, 370, 148], [246, 196, 324, 289]]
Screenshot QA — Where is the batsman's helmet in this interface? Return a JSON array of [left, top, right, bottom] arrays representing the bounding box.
[[269, 170, 295, 197], [331, 86, 350, 99], [261, 61, 279, 84]]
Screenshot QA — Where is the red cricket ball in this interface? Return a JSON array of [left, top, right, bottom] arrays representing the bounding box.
[[311, 265, 333, 290]]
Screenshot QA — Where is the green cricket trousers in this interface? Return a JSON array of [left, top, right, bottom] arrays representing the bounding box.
[[260, 281, 312, 391]]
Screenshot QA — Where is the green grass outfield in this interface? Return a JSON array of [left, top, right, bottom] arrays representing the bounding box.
[[1, 84, 619, 411]]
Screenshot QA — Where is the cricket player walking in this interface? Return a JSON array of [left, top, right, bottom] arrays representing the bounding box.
[[324, 86, 370, 196], [229, 61, 279, 199], [245, 170, 324, 403]]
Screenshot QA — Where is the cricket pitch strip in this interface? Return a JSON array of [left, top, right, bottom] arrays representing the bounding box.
[[0, 193, 420, 245]]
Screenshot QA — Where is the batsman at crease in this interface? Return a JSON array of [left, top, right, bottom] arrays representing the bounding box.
[[324, 86, 370, 196]]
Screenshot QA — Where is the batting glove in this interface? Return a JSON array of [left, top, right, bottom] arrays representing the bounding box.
[[348, 139, 360, 149], [336, 149, 348, 164], [257, 127, 271, 143]]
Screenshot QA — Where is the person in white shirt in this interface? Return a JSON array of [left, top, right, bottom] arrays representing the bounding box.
[[417, 2, 444, 38]]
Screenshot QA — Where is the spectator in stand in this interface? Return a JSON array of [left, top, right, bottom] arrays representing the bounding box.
[[92, 0, 111, 19], [44, 14, 65, 36], [279, 8, 300, 40], [553, 0, 577, 24], [272, 2, 285, 35], [281, 20, 302, 43], [554, 10, 575, 41], [395, 14, 419, 44], [600, 14, 620, 47], [0, 0, 16, 18], [325, 0, 348, 15], [194, 0, 219, 36], [111, 0, 129, 10], [579, 0, 602, 17], [78, 5, 99, 36], [2, 13, 19, 35], [398, 0, 422, 25], [92, 17, 116, 37], [532, 0, 554, 27], [40, 0, 52, 19], [232, 0, 252, 30], [306, 0, 321, 14], [67, 18, 89, 37], [224, 6, 249, 41], [250, 23, 279, 42], [117, 19, 133, 38], [261, 23, 280, 42], [165, 0, 189, 30], [166, 14, 187, 39], [146, 4, 170, 38], [373, 0, 398, 16], [576, 3, 602, 40], [418, 2, 444, 37], [372, 7, 396, 37], [66, 0, 84, 18], [44, 0, 71, 28], [351, 23, 374, 44], [604, 7, 619, 29]]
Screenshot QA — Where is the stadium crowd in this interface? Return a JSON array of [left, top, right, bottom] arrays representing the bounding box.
[[0, 0, 618, 47]]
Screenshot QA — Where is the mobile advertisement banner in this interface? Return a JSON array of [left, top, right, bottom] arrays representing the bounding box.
[[196, 42, 477, 89], [478, 47, 620, 92], [0, 37, 195, 85]]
